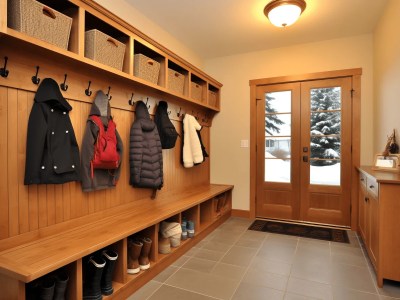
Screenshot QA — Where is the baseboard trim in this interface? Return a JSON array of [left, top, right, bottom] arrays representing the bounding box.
[[231, 209, 251, 218]]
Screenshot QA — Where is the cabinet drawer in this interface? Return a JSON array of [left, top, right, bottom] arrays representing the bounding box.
[[367, 176, 379, 198]]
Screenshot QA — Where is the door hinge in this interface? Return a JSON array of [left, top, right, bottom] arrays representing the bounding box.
[[256, 98, 262, 101]]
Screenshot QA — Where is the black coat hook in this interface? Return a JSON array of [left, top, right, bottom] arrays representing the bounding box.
[[177, 107, 182, 117], [32, 66, 40, 85], [0, 56, 9, 78], [60, 73, 68, 91], [106, 86, 112, 100], [128, 93, 135, 106], [85, 81, 92, 96]]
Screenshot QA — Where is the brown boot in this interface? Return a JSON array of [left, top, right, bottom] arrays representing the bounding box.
[[139, 237, 152, 270], [127, 239, 143, 274]]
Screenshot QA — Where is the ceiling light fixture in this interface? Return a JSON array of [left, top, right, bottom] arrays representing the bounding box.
[[264, 0, 306, 27]]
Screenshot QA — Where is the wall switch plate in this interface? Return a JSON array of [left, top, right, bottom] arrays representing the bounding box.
[[240, 140, 249, 148]]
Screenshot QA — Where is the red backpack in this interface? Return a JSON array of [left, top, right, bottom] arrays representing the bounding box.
[[90, 115, 120, 178]]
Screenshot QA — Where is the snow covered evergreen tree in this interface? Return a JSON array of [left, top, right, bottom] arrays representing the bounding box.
[[265, 94, 284, 135], [310, 88, 341, 166]]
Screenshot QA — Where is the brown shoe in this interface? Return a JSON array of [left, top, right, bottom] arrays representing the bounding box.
[[127, 239, 142, 274], [139, 237, 152, 270]]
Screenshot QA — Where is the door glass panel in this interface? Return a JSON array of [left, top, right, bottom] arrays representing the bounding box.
[[309, 87, 341, 186], [265, 91, 292, 183]]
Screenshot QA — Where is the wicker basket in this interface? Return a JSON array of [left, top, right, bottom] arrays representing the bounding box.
[[209, 90, 218, 107], [85, 29, 126, 71], [134, 54, 160, 84], [7, 0, 72, 49], [168, 69, 185, 95], [191, 82, 203, 102]]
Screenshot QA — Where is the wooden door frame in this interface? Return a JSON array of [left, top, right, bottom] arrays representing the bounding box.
[[249, 68, 362, 230]]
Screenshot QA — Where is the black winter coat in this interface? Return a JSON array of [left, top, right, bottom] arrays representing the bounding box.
[[24, 78, 81, 184], [129, 101, 163, 189]]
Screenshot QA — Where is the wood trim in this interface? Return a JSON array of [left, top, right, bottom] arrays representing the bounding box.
[[249, 68, 362, 86], [351, 75, 361, 230], [0, 0, 6, 33], [231, 209, 251, 218], [249, 85, 257, 219], [77, 0, 222, 87]]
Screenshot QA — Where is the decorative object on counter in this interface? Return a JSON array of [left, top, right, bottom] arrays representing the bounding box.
[[384, 129, 399, 155], [83, 256, 106, 300], [100, 250, 118, 296], [155, 101, 179, 149], [129, 101, 163, 191], [81, 90, 123, 192], [24, 78, 81, 185], [373, 129, 400, 172], [8, 0, 73, 49]]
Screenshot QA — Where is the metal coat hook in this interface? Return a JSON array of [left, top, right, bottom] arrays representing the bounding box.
[[85, 81, 92, 96], [145, 97, 150, 109], [177, 107, 182, 117], [106, 86, 112, 100], [128, 93, 135, 106], [0, 56, 9, 78], [60, 73, 68, 91], [32, 66, 40, 85]]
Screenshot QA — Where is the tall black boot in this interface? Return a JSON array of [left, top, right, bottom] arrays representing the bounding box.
[[38, 277, 55, 300], [101, 250, 118, 296], [83, 256, 105, 300], [53, 272, 69, 300]]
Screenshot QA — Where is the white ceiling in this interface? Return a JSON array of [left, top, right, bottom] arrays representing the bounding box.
[[125, 0, 388, 60]]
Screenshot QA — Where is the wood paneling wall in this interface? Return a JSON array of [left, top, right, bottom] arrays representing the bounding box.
[[0, 43, 211, 241]]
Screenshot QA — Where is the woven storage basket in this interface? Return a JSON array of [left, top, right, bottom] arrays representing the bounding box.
[[191, 82, 203, 102], [209, 90, 218, 107], [134, 54, 160, 84], [167, 69, 185, 95], [85, 29, 126, 71], [7, 0, 72, 49]]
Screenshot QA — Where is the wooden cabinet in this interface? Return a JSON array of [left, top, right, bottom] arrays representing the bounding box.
[[358, 167, 400, 287]]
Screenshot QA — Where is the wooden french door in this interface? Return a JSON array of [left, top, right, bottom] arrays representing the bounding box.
[[256, 77, 352, 226]]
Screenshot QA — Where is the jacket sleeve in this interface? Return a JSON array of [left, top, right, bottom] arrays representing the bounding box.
[[114, 129, 124, 182], [129, 123, 143, 186], [81, 121, 97, 191], [24, 103, 47, 185]]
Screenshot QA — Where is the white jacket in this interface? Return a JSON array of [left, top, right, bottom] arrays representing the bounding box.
[[183, 114, 203, 168]]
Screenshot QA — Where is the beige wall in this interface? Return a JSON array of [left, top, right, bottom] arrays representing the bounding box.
[[205, 35, 374, 211], [373, 0, 400, 154], [93, 0, 204, 69]]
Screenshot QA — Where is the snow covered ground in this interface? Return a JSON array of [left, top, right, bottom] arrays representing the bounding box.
[[265, 156, 340, 185]]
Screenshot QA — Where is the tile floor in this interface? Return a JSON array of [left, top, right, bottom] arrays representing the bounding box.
[[127, 217, 400, 300]]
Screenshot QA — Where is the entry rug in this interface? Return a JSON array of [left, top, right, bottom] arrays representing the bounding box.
[[248, 220, 349, 243]]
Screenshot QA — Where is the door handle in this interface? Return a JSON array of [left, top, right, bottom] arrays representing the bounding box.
[[303, 156, 308, 162], [303, 147, 308, 153]]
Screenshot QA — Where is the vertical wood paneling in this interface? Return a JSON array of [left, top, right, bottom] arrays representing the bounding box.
[[63, 183, 71, 221], [17, 90, 29, 233], [8, 88, 19, 237], [55, 184, 64, 224], [38, 185, 48, 228], [46, 185, 56, 226], [0, 87, 9, 239]]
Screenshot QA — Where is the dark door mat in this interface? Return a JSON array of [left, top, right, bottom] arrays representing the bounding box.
[[248, 220, 349, 243]]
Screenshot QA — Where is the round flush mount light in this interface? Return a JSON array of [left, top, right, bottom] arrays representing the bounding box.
[[264, 0, 306, 27]]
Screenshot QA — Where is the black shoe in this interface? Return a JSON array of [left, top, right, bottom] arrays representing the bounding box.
[[101, 250, 118, 295], [53, 272, 69, 300], [83, 256, 105, 300], [39, 277, 55, 300]]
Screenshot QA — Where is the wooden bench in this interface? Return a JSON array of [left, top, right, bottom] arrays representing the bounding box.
[[0, 184, 233, 300]]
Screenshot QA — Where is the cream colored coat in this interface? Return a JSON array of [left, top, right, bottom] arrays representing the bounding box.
[[182, 114, 203, 168]]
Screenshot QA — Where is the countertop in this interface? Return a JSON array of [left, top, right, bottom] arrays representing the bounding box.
[[358, 166, 400, 184]]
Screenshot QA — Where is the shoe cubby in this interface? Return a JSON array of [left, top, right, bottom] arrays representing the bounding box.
[[25, 264, 74, 300], [167, 59, 189, 97], [190, 74, 207, 103], [208, 84, 220, 109], [84, 11, 131, 73], [200, 200, 213, 231], [181, 205, 200, 235], [133, 39, 166, 87]]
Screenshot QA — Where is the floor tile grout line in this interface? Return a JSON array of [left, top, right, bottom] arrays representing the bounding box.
[[162, 282, 224, 300]]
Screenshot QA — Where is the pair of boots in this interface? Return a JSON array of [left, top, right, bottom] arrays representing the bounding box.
[[83, 250, 118, 300], [183, 220, 195, 238], [127, 237, 152, 274], [160, 221, 182, 248], [26, 272, 69, 300]]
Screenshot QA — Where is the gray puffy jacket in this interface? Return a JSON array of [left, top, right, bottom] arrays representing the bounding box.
[[129, 101, 163, 189]]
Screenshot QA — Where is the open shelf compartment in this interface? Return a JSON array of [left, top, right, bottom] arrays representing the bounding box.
[[167, 59, 189, 97], [190, 73, 207, 103], [208, 84, 220, 109]]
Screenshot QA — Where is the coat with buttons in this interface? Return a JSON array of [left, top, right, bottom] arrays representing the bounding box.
[[24, 78, 81, 185]]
